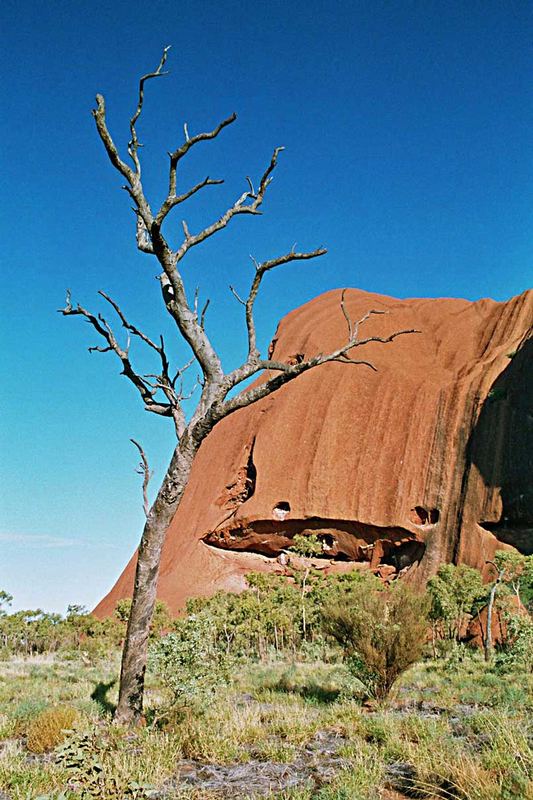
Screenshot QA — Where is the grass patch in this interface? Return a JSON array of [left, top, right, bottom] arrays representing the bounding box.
[[0, 652, 530, 799]]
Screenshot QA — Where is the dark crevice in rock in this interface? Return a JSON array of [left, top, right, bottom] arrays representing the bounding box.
[[479, 520, 533, 555], [408, 506, 439, 526], [469, 336, 533, 558], [202, 518, 426, 575], [216, 438, 257, 512], [379, 540, 427, 571]]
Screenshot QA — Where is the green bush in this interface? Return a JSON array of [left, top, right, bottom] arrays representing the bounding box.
[[325, 582, 429, 700], [427, 563, 486, 642], [494, 611, 533, 674], [148, 613, 232, 713]]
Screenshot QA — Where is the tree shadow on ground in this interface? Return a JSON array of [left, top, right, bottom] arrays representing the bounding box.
[[91, 679, 117, 716], [269, 678, 341, 704]]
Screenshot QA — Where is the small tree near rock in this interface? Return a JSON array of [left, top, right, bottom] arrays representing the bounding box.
[[61, 47, 416, 724], [427, 563, 485, 644], [325, 582, 429, 700]]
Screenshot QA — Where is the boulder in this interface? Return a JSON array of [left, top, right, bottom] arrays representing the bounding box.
[[95, 287, 532, 616]]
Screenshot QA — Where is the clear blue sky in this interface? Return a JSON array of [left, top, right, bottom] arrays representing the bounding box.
[[1, 0, 531, 613]]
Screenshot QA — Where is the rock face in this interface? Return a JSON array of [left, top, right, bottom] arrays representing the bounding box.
[[95, 288, 533, 617]]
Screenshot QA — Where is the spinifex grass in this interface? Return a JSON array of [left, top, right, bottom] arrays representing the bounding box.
[[0, 652, 530, 799]]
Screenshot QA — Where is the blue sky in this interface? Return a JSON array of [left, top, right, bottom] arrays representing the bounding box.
[[1, 0, 531, 613]]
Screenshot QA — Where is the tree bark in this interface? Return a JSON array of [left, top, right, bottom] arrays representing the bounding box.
[[114, 436, 198, 725], [484, 565, 504, 663]]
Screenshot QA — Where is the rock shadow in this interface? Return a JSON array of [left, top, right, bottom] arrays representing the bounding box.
[[469, 336, 533, 554]]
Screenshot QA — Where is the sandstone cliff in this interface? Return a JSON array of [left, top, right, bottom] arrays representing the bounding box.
[[95, 288, 532, 617]]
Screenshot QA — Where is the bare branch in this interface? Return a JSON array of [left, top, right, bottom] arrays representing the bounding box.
[[173, 147, 285, 264], [130, 439, 153, 517], [225, 247, 327, 380], [190, 290, 210, 331], [98, 291, 161, 353], [229, 285, 246, 305], [92, 94, 135, 185], [156, 177, 224, 225], [166, 113, 237, 200], [171, 356, 195, 388], [128, 46, 171, 174], [58, 292, 176, 420], [340, 288, 353, 339], [199, 299, 210, 330], [219, 289, 419, 411], [88, 344, 113, 354]]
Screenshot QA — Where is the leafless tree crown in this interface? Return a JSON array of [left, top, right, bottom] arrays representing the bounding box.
[[60, 47, 417, 447]]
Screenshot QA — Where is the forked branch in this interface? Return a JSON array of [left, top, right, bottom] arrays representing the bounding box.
[[160, 114, 237, 223], [174, 147, 285, 263], [218, 288, 419, 419], [129, 46, 171, 174], [230, 247, 327, 364], [58, 291, 191, 435]]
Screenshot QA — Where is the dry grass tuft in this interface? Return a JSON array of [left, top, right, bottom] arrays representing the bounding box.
[[25, 705, 78, 753]]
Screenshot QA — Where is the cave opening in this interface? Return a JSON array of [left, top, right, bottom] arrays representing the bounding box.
[[409, 506, 439, 526], [272, 501, 291, 521], [379, 540, 426, 571]]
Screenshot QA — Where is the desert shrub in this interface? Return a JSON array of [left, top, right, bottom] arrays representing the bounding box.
[[11, 697, 49, 735], [114, 598, 172, 639], [494, 611, 533, 674], [289, 534, 323, 557], [25, 705, 78, 753], [325, 582, 429, 700], [185, 569, 382, 661], [427, 563, 486, 641], [148, 613, 232, 714]]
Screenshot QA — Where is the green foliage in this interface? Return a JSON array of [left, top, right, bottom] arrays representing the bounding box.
[[114, 599, 172, 639], [0, 593, 172, 659], [493, 552, 533, 609], [148, 613, 232, 713], [494, 611, 533, 673], [55, 727, 156, 798], [288, 534, 323, 557], [186, 569, 381, 661], [0, 590, 13, 615], [325, 582, 429, 700], [427, 563, 486, 641]]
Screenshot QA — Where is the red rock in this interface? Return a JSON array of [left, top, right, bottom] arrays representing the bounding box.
[[95, 288, 532, 617], [466, 594, 528, 648]]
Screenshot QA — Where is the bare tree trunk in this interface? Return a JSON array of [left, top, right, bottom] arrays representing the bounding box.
[[114, 439, 197, 725], [484, 565, 504, 664], [301, 567, 309, 640]]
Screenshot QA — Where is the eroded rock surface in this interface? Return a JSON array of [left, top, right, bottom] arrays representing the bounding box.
[[95, 288, 532, 616]]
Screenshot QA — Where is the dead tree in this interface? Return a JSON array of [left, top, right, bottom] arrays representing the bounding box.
[[484, 560, 505, 662], [60, 47, 417, 725]]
